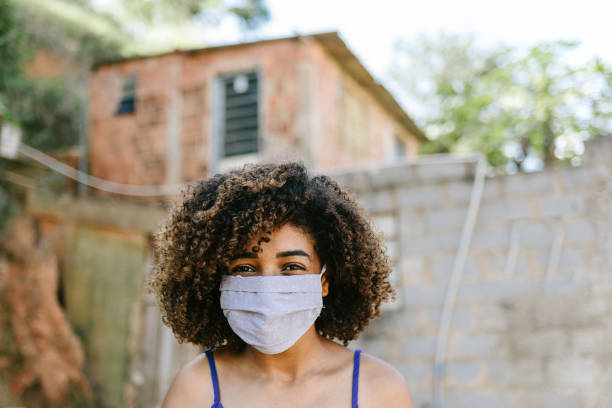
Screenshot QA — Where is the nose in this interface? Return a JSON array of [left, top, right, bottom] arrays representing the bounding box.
[[260, 266, 279, 276]]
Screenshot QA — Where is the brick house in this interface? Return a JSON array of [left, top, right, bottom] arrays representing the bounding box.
[[88, 32, 425, 188]]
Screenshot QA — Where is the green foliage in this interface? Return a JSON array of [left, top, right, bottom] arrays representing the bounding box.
[[6, 77, 81, 151], [120, 0, 270, 29], [121, 0, 223, 22], [391, 33, 612, 171], [2, 0, 271, 153], [0, 0, 28, 232], [0, 0, 30, 89], [227, 0, 270, 30], [16, 0, 128, 65], [0, 1, 83, 153]]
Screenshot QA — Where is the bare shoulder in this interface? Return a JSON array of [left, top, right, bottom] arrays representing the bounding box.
[[358, 352, 415, 408], [161, 352, 215, 408]]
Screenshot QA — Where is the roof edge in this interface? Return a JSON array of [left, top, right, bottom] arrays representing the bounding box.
[[92, 32, 335, 69], [309, 32, 426, 141], [93, 31, 426, 141]]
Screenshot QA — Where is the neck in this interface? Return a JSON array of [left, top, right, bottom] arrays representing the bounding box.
[[244, 325, 327, 381]]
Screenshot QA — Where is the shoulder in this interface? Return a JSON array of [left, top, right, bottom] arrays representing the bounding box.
[[358, 351, 414, 408], [161, 352, 215, 408]]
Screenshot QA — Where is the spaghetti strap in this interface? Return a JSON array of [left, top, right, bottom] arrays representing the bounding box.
[[205, 348, 358, 407], [204, 350, 223, 408], [352, 349, 362, 408]]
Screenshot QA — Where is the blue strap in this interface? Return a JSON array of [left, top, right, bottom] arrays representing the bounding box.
[[352, 349, 361, 408], [206, 348, 358, 407], [204, 350, 221, 406]]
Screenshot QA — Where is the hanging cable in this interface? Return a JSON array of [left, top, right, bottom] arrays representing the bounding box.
[[17, 143, 189, 196], [432, 153, 487, 408]]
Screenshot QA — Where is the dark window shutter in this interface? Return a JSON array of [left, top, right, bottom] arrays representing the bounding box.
[[116, 75, 137, 115], [222, 72, 258, 157]]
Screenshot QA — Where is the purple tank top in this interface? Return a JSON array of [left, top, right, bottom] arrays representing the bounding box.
[[204, 349, 362, 408]]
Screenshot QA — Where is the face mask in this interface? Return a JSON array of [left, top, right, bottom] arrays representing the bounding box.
[[220, 265, 326, 354]]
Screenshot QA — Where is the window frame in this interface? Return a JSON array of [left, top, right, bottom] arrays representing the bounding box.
[[116, 74, 138, 115], [216, 70, 261, 159]]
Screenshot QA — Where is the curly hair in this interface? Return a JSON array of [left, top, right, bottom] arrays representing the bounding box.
[[149, 161, 395, 350]]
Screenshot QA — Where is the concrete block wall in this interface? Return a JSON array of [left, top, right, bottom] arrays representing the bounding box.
[[335, 138, 612, 408], [24, 135, 610, 407]]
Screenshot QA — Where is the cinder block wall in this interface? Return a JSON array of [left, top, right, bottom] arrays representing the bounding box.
[[335, 138, 612, 408], [24, 136, 610, 407]]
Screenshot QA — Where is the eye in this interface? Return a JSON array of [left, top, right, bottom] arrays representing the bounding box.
[[281, 263, 306, 274], [231, 264, 256, 275]]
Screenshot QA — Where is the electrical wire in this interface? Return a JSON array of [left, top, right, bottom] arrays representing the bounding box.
[[432, 153, 487, 408], [16, 140, 483, 197], [17, 143, 189, 196]]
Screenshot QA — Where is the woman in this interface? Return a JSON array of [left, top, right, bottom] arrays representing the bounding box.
[[151, 162, 414, 407]]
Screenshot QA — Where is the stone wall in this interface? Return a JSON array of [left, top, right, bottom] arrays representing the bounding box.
[[334, 138, 612, 408]]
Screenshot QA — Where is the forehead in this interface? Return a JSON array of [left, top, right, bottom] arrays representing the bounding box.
[[246, 223, 315, 252]]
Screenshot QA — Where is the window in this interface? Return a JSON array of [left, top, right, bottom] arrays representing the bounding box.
[[116, 75, 137, 115], [221, 72, 259, 157]]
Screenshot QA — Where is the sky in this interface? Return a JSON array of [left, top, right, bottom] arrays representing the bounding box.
[[205, 0, 612, 80]]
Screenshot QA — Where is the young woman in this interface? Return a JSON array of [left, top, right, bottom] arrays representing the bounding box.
[[151, 162, 414, 408]]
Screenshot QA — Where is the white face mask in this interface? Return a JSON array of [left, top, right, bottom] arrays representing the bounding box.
[[220, 265, 326, 354]]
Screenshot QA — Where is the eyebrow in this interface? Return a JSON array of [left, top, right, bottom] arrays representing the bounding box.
[[230, 250, 312, 261], [276, 250, 312, 260], [231, 252, 258, 260]]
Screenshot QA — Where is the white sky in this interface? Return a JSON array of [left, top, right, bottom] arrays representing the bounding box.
[[206, 0, 612, 80]]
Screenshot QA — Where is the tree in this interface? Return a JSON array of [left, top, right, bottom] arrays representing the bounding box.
[[0, 0, 271, 152], [390, 33, 612, 171], [119, 0, 270, 30]]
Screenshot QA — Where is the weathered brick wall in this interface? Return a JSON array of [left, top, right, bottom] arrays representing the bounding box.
[[88, 37, 419, 194], [297, 36, 418, 170], [334, 138, 612, 408]]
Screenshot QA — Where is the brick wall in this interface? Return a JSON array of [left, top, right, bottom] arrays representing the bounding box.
[[333, 138, 612, 408], [88, 37, 420, 195]]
